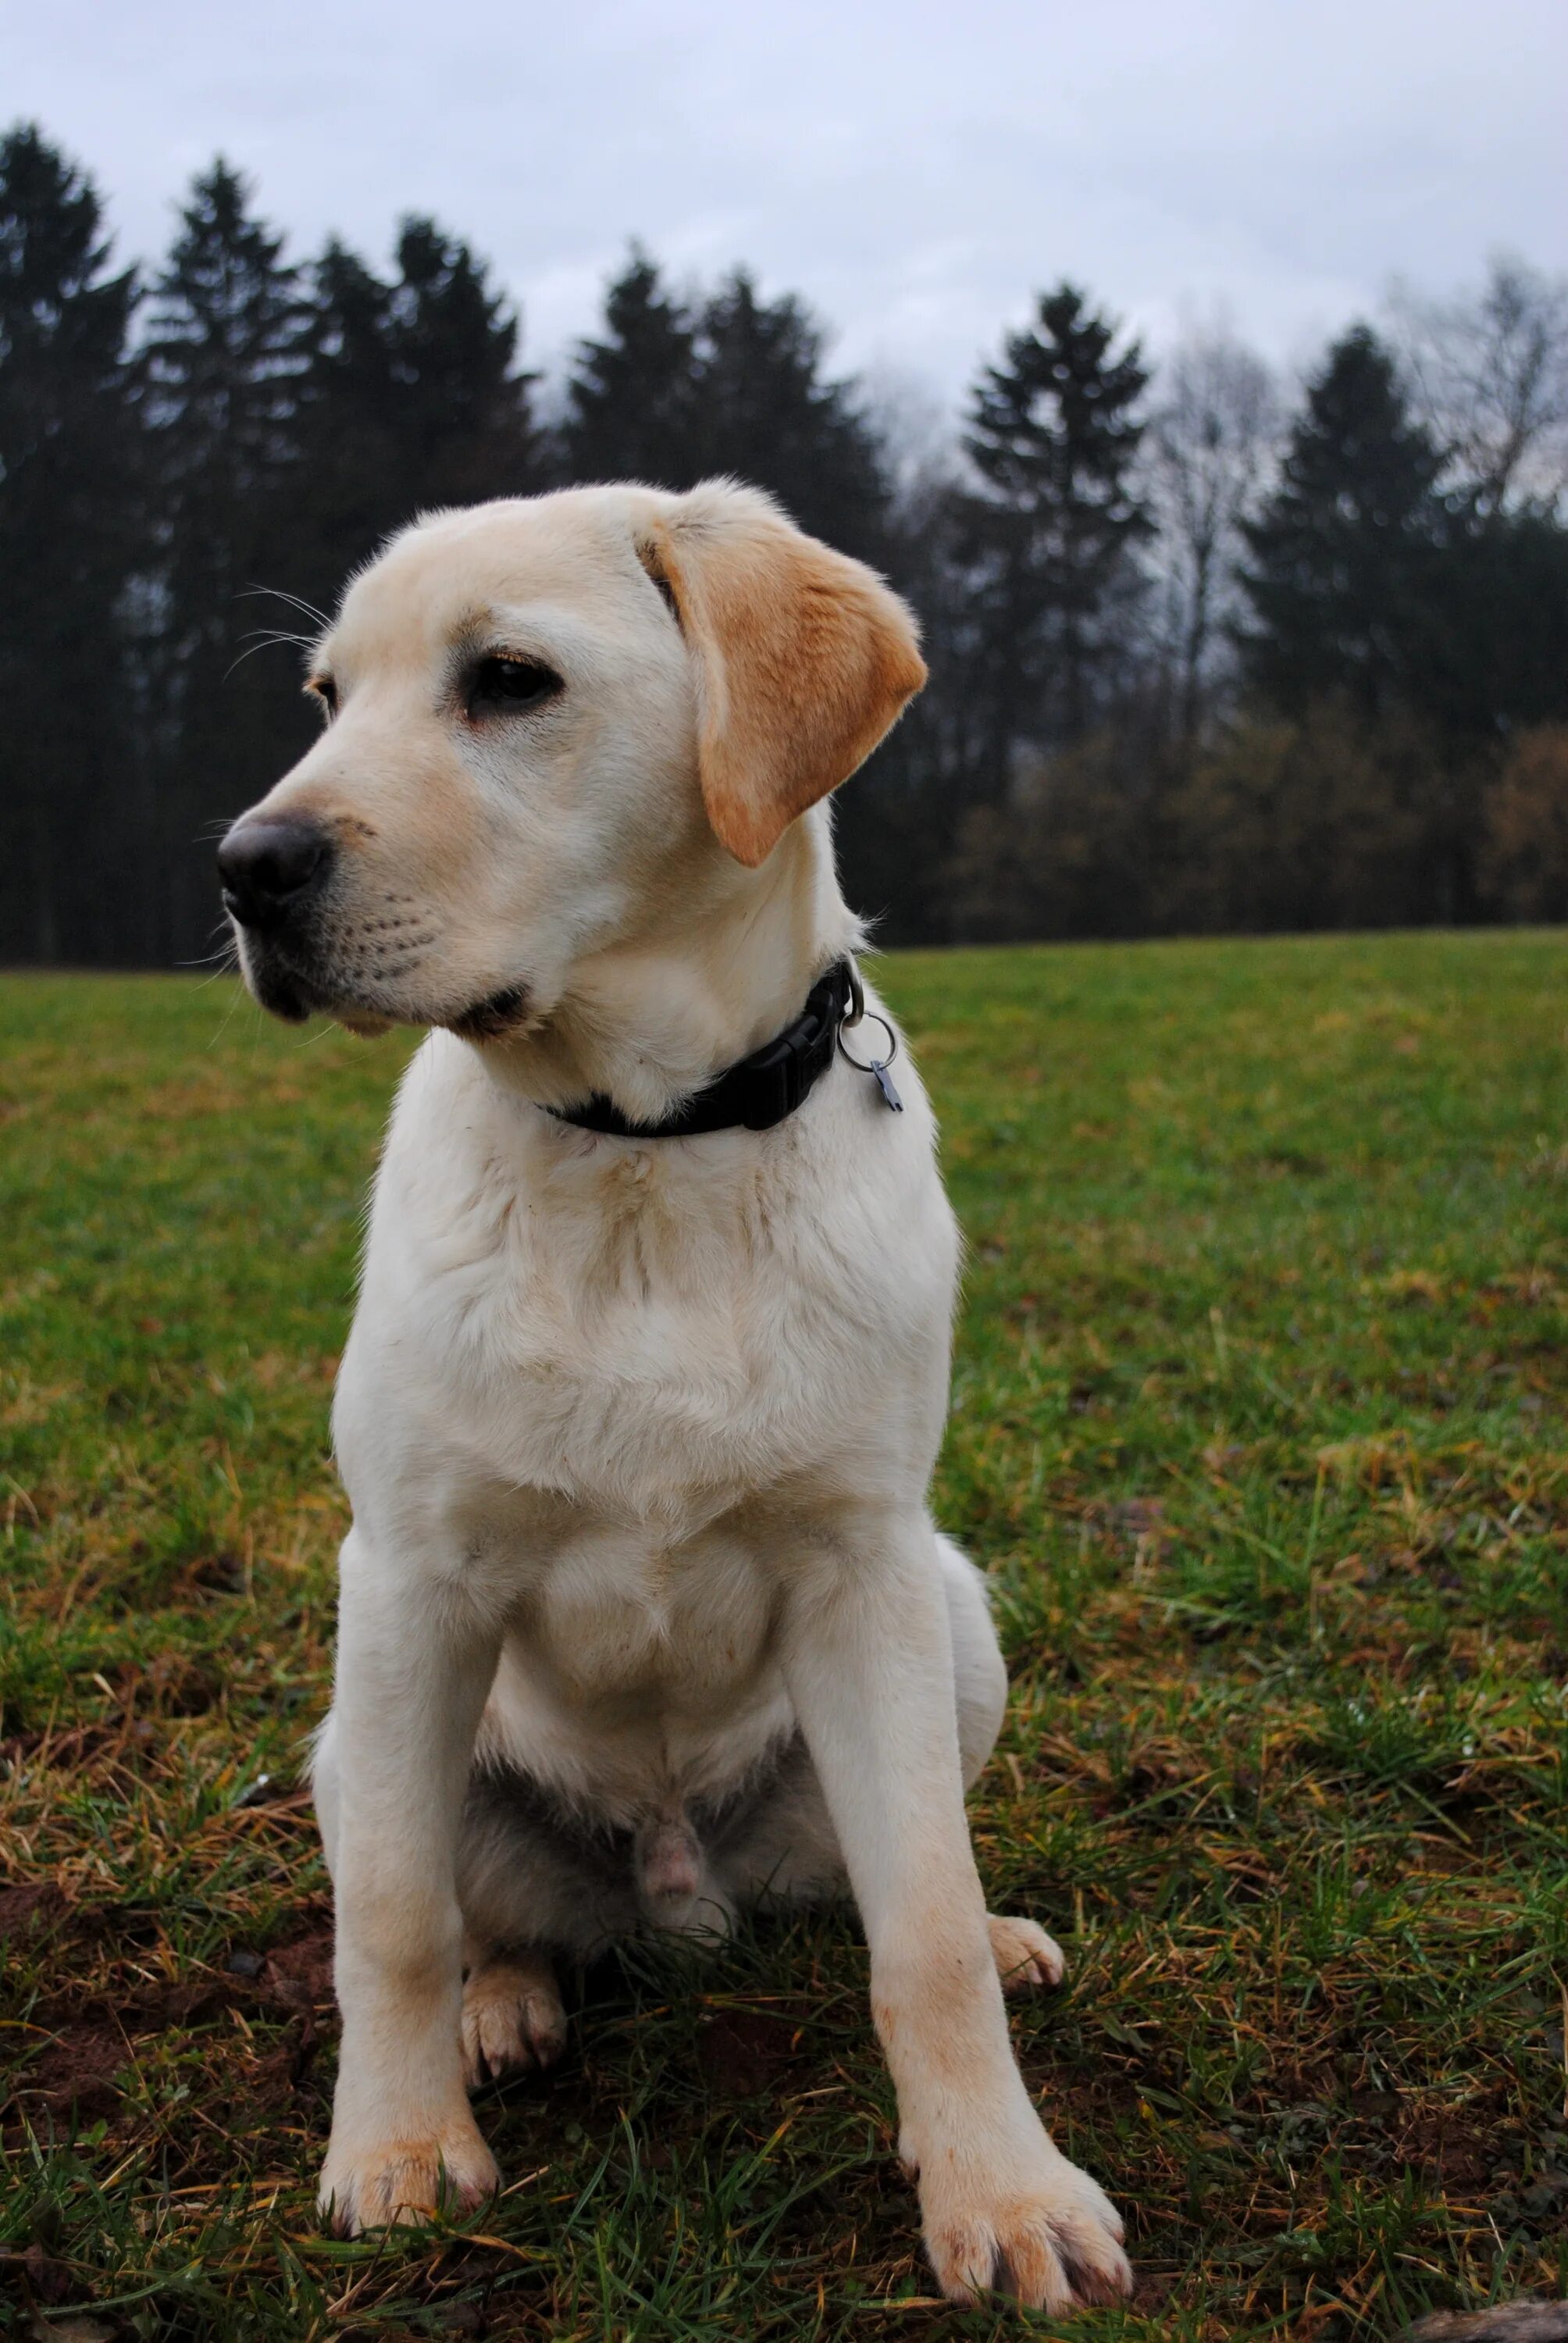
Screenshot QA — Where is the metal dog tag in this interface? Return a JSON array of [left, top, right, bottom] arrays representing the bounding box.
[[871, 1059, 903, 1112], [838, 1001, 903, 1112]]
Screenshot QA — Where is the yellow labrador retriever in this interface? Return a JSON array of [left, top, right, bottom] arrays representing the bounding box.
[[217, 480, 1131, 2312]]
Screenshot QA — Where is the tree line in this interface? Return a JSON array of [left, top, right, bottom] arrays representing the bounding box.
[[3, 119, 1567, 968]]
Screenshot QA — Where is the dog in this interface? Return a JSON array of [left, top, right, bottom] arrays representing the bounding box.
[[216, 479, 1131, 2311]]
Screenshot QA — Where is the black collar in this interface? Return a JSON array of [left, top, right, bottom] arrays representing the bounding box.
[[547, 959, 857, 1140]]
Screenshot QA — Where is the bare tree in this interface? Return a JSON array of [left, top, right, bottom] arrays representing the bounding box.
[[1144, 324, 1278, 742], [1389, 254, 1568, 512]]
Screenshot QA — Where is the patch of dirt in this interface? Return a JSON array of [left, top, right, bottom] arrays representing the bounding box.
[[261, 1929, 337, 2082], [144, 1976, 235, 2028], [184, 1549, 248, 1595], [262, 1928, 334, 2009], [9, 2019, 127, 2120], [694, 2006, 802, 2098], [1, 2240, 77, 2307], [107, 1653, 223, 1717], [1399, 2111, 1496, 2193], [0, 1881, 65, 1940]]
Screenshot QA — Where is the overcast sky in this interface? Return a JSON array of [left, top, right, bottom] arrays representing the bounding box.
[[5, 0, 1566, 408]]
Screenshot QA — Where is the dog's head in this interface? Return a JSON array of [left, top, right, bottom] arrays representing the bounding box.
[[218, 480, 925, 1039]]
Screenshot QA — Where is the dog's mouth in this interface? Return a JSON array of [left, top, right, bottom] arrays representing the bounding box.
[[237, 925, 529, 1044], [244, 944, 319, 1026], [446, 984, 531, 1043]]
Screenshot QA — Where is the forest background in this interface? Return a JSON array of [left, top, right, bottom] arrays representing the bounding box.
[[4, 120, 1568, 968]]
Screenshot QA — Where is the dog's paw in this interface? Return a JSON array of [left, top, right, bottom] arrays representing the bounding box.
[[461, 1954, 566, 2089], [987, 1912, 1065, 1993], [318, 2117, 499, 2235], [915, 2124, 1131, 2310]]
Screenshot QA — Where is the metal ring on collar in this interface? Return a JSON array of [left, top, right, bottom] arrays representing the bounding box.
[[838, 1012, 898, 1073]]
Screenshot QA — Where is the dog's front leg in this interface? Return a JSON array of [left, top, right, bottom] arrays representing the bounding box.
[[315, 1528, 501, 2234], [782, 1514, 1132, 2312]]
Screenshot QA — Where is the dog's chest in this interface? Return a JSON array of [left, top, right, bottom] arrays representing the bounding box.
[[522, 1516, 777, 1702], [476, 1510, 794, 1816], [395, 1125, 878, 1514]]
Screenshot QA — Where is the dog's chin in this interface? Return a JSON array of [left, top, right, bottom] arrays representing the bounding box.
[[444, 984, 532, 1045], [240, 940, 389, 1036], [244, 951, 318, 1025], [238, 934, 528, 1045]]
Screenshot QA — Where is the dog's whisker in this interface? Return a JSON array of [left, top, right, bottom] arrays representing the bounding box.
[[236, 626, 315, 652], [223, 636, 310, 683], [237, 583, 332, 629]]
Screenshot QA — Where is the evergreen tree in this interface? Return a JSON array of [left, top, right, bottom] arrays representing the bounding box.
[[380, 216, 535, 508], [1235, 327, 1568, 918], [958, 284, 1151, 775], [1236, 325, 1446, 721], [692, 269, 889, 559], [294, 219, 536, 616], [1402, 501, 1568, 920], [564, 253, 889, 550], [0, 123, 140, 963], [142, 159, 315, 959], [562, 245, 700, 488], [289, 237, 399, 607]]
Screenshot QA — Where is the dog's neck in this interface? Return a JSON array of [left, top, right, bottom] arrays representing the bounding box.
[[476, 811, 863, 1128]]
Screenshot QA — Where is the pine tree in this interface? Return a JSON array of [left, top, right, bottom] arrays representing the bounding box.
[[563, 246, 700, 488], [380, 216, 535, 508], [0, 123, 141, 962], [565, 255, 892, 551], [290, 237, 400, 607], [1236, 325, 1446, 721], [1233, 327, 1568, 919], [294, 219, 536, 617], [693, 269, 889, 558], [1441, 508, 1568, 737], [142, 159, 315, 959], [959, 284, 1150, 772]]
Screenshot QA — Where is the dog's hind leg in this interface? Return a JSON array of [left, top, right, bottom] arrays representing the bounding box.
[[987, 1911, 1065, 1991], [707, 1735, 849, 1913], [715, 1535, 1065, 1991], [938, 1533, 1067, 1991], [935, 1532, 1008, 1788], [452, 1761, 640, 2090], [461, 1938, 566, 2088]]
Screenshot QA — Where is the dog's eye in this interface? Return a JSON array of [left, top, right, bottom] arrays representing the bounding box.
[[468, 655, 561, 718], [307, 673, 337, 719]]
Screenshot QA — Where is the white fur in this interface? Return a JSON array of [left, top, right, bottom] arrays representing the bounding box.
[[223, 481, 1130, 2309]]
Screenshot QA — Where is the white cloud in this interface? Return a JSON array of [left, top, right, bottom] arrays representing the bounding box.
[[5, 0, 1565, 405]]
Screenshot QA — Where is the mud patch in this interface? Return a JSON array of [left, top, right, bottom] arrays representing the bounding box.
[[0, 1880, 65, 1941], [694, 2006, 802, 2098], [10, 2018, 127, 2120]]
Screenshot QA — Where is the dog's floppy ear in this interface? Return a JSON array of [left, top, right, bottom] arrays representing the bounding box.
[[638, 482, 927, 868]]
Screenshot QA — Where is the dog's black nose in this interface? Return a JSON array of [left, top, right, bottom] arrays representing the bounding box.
[[218, 818, 332, 929]]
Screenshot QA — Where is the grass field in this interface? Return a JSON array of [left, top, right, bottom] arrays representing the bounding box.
[[3, 932, 1567, 2341]]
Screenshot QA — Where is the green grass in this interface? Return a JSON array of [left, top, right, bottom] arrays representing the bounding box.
[[2, 931, 1567, 2341]]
